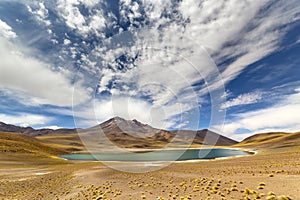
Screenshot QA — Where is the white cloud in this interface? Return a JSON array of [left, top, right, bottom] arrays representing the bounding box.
[[120, 0, 142, 26], [38, 125, 63, 130], [221, 91, 262, 109], [56, 0, 106, 37], [57, 0, 87, 34], [72, 94, 199, 129], [94, 0, 298, 102], [90, 39, 214, 128], [223, 87, 300, 140], [80, 0, 99, 8], [0, 38, 89, 107], [76, 0, 298, 130], [217, 0, 299, 85], [54, 0, 298, 100], [136, 0, 298, 94], [1, 0, 298, 133], [27, 2, 51, 26], [63, 39, 71, 45], [0, 113, 52, 127], [0, 20, 17, 39]]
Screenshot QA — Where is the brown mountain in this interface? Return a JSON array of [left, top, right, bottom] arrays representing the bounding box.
[[82, 117, 237, 148], [0, 122, 77, 137], [0, 117, 237, 149]]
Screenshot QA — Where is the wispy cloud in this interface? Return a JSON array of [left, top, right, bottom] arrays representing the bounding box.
[[221, 91, 262, 109], [223, 87, 300, 139], [0, 37, 90, 107], [0, 0, 299, 130]]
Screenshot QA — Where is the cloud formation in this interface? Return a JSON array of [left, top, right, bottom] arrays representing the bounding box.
[[223, 87, 300, 139], [0, 38, 89, 107], [0, 20, 17, 39], [221, 91, 262, 109], [0, 113, 52, 127], [0, 0, 299, 134], [27, 2, 51, 26]]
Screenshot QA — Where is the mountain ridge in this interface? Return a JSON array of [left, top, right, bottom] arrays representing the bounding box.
[[0, 117, 237, 147], [0, 121, 77, 137]]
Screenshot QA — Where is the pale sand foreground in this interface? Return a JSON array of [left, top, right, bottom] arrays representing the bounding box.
[[0, 149, 299, 200]]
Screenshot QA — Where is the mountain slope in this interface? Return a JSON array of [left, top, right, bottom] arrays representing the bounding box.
[[0, 132, 68, 155], [171, 129, 238, 146], [235, 132, 300, 149]]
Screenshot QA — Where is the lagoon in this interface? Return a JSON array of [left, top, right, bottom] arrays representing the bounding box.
[[60, 148, 252, 162]]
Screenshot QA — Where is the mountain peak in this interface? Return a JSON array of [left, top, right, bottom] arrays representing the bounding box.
[[110, 116, 126, 122], [97, 117, 158, 138], [105, 117, 147, 126]]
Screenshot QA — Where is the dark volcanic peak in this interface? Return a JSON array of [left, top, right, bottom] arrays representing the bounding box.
[[97, 117, 159, 138], [110, 116, 126, 122], [95, 117, 237, 146]]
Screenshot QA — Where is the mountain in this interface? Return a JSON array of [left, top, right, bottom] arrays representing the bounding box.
[[171, 129, 238, 146], [235, 131, 300, 150], [0, 122, 77, 137], [82, 117, 237, 148], [2, 118, 300, 151], [0, 122, 35, 134], [0, 117, 237, 149], [90, 116, 162, 138]]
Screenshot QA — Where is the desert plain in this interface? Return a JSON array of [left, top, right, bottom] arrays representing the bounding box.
[[0, 129, 299, 200]]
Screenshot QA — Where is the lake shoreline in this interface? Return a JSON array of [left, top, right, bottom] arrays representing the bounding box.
[[59, 147, 256, 162]]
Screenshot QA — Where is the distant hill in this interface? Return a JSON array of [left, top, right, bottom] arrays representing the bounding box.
[[0, 117, 237, 149], [0, 132, 68, 155], [235, 131, 300, 149], [0, 122, 77, 137]]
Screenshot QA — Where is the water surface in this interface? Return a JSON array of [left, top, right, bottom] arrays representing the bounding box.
[[60, 148, 252, 162]]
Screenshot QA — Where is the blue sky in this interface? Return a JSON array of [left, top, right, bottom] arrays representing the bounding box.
[[0, 0, 299, 141]]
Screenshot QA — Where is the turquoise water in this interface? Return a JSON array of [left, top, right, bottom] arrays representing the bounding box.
[[60, 148, 252, 162]]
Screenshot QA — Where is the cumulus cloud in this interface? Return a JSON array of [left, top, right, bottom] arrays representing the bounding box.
[[0, 113, 52, 127], [221, 91, 262, 109], [0, 19, 17, 39], [56, 0, 106, 37], [27, 2, 51, 26]]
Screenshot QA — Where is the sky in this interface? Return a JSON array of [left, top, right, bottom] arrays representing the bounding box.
[[0, 0, 299, 141]]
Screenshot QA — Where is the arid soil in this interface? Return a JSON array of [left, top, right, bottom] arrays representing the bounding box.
[[0, 147, 299, 200]]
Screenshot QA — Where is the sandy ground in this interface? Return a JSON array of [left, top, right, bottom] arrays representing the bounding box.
[[0, 148, 299, 200]]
